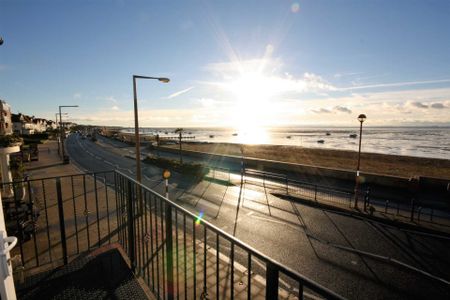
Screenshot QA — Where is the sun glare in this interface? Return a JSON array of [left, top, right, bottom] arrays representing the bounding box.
[[227, 71, 277, 144]]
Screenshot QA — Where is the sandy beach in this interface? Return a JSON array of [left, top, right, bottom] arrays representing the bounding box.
[[162, 142, 450, 179]]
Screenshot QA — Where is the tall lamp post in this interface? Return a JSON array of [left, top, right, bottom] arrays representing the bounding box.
[[55, 112, 68, 155], [132, 75, 170, 185], [354, 114, 367, 209], [59, 105, 78, 163]]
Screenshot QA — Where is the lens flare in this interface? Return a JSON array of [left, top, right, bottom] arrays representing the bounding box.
[[195, 211, 204, 225], [291, 3, 300, 13]]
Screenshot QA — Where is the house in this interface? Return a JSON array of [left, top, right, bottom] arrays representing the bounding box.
[[47, 120, 57, 130], [0, 100, 13, 135], [12, 113, 35, 135], [33, 118, 47, 133]]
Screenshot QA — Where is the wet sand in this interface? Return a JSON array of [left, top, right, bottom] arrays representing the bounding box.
[[162, 142, 450, 179]]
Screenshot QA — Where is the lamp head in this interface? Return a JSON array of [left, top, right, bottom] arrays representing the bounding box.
[[158, 77, 170, 83], [357, 114, 367, 123]]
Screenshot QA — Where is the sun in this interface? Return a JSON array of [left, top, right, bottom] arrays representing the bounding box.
[[226, 71, 279, 144]]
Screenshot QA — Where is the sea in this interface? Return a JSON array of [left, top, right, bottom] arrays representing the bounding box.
[[121, 127, 450, 160]]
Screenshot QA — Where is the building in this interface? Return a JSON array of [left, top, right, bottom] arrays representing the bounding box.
[[11, 113, 34, 135], [0, 100, 13, 135]]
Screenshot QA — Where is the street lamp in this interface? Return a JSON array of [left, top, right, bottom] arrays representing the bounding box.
[[55, 112, 68, 155], [59, 105, 78, 163], [354, 113, 366, 209], [132, 75, 170, 185]]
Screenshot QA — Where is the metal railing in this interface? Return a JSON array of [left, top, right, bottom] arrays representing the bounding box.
[[7, 170, 345, 299], [242, 169, 450, 226], [243, 169, 353, 208]]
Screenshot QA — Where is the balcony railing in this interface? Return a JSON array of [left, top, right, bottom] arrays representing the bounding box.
[[6, 170, 345, 299]]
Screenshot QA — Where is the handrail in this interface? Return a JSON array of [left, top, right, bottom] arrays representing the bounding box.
[[115, 170, 346, 299]]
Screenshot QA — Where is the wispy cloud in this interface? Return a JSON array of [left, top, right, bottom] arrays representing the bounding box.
[[333, 105, 352, 114], [338, 78, 450, 91], [431, 103, 446, 109], [410, 101, 429, 109], [312, 106, 352, 114], [73, 93, 82, 99], [167, 86, 194, 99], [312, 108, 331, 114]]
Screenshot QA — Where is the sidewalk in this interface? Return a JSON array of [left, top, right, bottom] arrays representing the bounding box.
[[24, 140, 82, 179]]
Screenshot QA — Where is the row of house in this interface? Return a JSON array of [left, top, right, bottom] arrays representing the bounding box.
[[0, 99, 72, 136]]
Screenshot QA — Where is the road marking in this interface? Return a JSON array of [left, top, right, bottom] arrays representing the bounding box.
[[200, 241, 319, 300]]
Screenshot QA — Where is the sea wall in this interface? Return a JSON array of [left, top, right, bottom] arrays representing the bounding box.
[[155, 146, 450, 194]]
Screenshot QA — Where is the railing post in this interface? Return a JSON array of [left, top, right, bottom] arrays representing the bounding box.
[[127, 180, 136, 271], [165, 204, 174, 300], [314, 185, 317, 201], [286, 176, 289, 196], [266, 262, 279, 299], [56, 178, 68, 265]]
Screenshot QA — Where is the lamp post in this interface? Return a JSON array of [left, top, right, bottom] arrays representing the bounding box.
[[59, 105, 78, 163], [354, 114, 366, 209], [55, 112, 67, 155], [132, 75, 170, 185]]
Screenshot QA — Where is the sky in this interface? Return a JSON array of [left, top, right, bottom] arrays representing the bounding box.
[[1, 0, 450, 128]]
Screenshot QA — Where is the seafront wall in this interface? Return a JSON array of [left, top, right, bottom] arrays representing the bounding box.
[[155, 146, 450, 196]]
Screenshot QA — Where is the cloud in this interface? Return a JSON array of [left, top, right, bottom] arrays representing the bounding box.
[[167, 87, 194, 99], [197, 98, 220, 108], [410, 101, 429, 109], [111, 105, 119, 111], [338, 78, 450, 91], [73, 93, 82, 99], [333, 106, 352, 113], [431, 103, 446, 109], [203, 58, 336, 97], [312, 105, 352, 114], [312, 108, 331, 114]]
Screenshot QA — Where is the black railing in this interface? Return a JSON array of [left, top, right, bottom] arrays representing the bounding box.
[[7, 170, 345, 299], [242, 168, 450, 226], [114, 171, 344, 299]]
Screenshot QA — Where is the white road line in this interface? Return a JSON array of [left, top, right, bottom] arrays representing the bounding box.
[[199, 241, 320, 300]]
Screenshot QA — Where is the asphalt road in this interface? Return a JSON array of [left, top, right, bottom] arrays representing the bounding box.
[[66, 134, 450, 299]]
